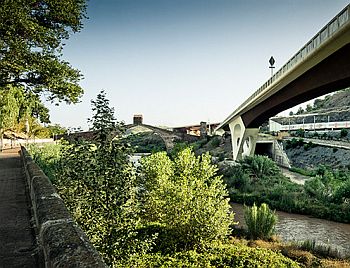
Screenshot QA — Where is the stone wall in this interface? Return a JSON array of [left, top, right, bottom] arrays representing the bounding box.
[[21, 147, 106, 268]]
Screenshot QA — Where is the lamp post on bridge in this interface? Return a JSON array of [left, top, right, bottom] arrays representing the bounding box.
[[269, 56, 275, 76]]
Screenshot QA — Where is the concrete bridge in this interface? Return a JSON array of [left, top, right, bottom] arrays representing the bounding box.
[[215, 4, 350, 160]]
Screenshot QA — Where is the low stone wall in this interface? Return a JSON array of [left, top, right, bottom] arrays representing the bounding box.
[[21, 147, 106, 268]]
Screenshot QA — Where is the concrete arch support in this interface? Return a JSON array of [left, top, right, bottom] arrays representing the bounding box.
[[228, 116, 259, 160]]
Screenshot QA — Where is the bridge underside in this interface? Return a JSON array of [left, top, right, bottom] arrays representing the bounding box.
[[242, 43, 350, 128]]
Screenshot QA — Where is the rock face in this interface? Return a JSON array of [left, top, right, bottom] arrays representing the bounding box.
[[286, 145, 350, 169]]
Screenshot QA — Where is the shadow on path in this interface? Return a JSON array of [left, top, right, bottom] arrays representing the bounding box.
[[0, 148, 40, 267]]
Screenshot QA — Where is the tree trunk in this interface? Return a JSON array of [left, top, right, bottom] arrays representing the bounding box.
[[0, 129, 3, 152]]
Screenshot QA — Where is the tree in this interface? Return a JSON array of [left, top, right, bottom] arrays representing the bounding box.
[[0, 0, 87, 104], [305, 104, 313, 112], [57, 91, 151, 266], [0, 86, 51, 149], [296, 107, 304, 115], [139, 148, 234, 251]]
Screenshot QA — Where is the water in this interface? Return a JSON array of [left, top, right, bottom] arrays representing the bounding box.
[[232, 203, 350, 257]]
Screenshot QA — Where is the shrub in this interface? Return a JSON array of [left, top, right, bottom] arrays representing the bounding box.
[[244, 203, 277, 240], [139, 148, 234, 251], [27, 143, 62, 183], [240, 155, 280, 179], [122, 243, 300, 268], [208, 135, 221, 148], [340, 128, 348, 138]]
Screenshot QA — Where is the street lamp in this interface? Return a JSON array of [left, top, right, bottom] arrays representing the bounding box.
[[269, 56, 275, 76]]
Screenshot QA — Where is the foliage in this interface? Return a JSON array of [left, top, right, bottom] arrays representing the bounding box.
[[295, 129, 305, 138], [126, 132, 166, 153], [0, 0, 87, 104], [244, 203, 277, 240], [285, 138, 304, 149], [303, 141, 316, 151], [289, 166, 316, 177], [56, 91, 153, 266], [340, 128, 348, 138], [138, 148, 234, 251], [224, 155, 350, 223], [122, 243, 300, 268], [27, 143, 63, 183], [169, 141, 190, 159], [239, 155, 280, 179]]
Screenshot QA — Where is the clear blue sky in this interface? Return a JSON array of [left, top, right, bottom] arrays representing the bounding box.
[[47, 0, 350, 130]]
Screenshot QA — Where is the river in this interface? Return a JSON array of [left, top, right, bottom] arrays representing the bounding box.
[[232, 203, 350, 257]]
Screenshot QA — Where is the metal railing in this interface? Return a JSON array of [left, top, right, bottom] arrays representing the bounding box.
[[219, 4, 350, 128]]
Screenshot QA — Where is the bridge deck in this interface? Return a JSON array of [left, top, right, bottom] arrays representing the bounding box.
[[0, 148, 39, 267]]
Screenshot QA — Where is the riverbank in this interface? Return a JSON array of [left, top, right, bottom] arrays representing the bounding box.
[[232, 203, 350, 258]]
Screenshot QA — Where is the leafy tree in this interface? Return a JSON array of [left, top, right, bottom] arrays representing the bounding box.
[[139, 148, 234, 251], [57, 91, 152, 266], [0, 86, 51, 149], [0, 0, 87, 104], [296, 107, 304, 115]]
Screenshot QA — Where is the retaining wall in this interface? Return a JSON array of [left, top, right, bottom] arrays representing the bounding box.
[[21, 147, 106, 268]]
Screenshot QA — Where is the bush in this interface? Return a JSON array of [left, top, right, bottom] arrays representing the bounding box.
[[340, 128, 348, 138], [27, 143, 62, 183], [244, 203, 277, 240], [139, 148, 234, 251], [240, 155, 280, 179], [122, 243, 300, 268]]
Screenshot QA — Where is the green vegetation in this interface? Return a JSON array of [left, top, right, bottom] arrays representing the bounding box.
[[340, 128, 348, 138], [0, 0, 86, 148], [126, 132, 166, 153], [285, 138, 316, 151], [244, 203, 277, 240], [139, 148, 233, 251], [28, 92, 302, 267], [222, 156, 350, 223], [0, 0, 86, 104]]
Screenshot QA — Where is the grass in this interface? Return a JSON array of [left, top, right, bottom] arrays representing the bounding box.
[[231, 235, 350, 268]]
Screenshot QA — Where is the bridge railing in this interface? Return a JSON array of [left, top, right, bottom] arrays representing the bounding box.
[[220, 4, 350, 128]]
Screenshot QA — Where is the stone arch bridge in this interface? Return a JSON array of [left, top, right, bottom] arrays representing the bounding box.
[[125, 124, 199, 151]]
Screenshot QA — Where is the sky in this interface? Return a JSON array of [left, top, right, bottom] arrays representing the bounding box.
[[46, 0, 350, 130]]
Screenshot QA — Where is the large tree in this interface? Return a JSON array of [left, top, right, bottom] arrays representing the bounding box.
[[0, 0, 87, 104]]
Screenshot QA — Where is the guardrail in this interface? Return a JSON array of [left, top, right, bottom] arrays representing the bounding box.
[[21, 147, 106, 268], [219, 4, 350, 128]]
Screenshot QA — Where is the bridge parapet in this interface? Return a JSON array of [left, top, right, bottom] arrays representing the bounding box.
[[218, 4, 350, 130], [21, 147, 106, 268]]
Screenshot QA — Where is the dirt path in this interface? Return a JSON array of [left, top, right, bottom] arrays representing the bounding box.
[[280, 167, 310, 185], [0, 148, 40, 267]]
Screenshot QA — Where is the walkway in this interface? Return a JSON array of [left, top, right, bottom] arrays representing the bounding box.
[[280, 167, 310, 185], [0, 148, 40, 267], [302, 137, 350, 150]]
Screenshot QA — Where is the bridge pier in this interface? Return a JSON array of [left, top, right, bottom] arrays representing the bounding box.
[[228, 116, 259, 160]]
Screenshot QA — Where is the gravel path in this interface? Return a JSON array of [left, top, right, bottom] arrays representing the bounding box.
[[280, 167, 310, 185], [0, 149, 39, 267]]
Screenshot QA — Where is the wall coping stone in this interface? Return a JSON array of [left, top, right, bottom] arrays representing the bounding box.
[[21, 146, 107, 268]]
